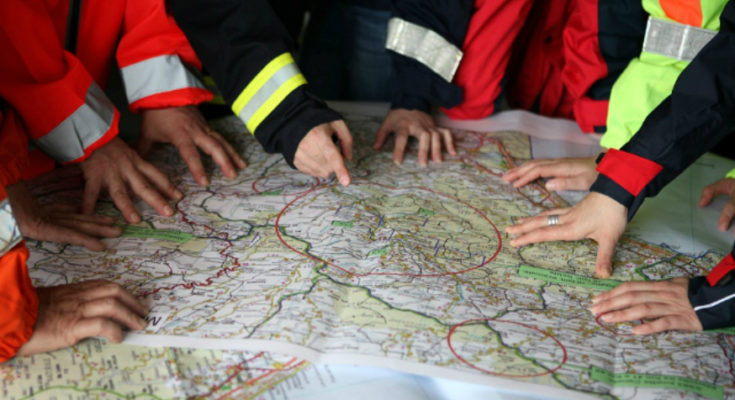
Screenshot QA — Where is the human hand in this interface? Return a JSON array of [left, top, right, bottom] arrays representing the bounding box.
[[506, 192, 628, 278], [6, 182, 121, 252], [373, 109, 456, 166], [16, 280, 148, 356], [139, 106, 247, 186], [502, 157, 598, 191], [294, 120, 353, 186], [590, 277, 701, 335], [79, 137, 182, 223], [699, 178, 735, 232]]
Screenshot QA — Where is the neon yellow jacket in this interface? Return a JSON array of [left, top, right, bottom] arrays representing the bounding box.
[[603, 0, 726, 150]]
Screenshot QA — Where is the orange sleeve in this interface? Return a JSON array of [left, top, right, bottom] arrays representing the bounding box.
[[116, 0, 212, 112], [0, 107, 29, 188], [0, 0, 119, 165], [0, 184, 38, 363]]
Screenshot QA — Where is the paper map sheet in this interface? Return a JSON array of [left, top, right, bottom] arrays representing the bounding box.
[[8, 113, 735, 399]]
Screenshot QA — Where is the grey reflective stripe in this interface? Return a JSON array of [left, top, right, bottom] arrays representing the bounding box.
[[0, 199, 22, 257], [34, 82, 115, 163], [642, 17, 717, 62], [237, 62, 302, 125], [385, 17, 463, 82], [121, 54, 207, 104]]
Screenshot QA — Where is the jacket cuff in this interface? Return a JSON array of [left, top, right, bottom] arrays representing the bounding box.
[[689, 275, 735, 330], [390, 93, 431, 114], [589, 174, 638, 219], [0, 245, 38, 362], [129, 88, 213, 112], [253, 88, 342, 168], [596, 149, 663, 196]]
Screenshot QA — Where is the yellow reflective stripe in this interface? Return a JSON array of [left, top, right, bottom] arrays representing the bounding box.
[[246, 74, 307, 133], [231, 53, 307, 134]]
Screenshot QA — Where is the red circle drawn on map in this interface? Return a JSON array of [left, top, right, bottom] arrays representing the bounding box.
[[274, 183, 502, 277], [447, 318, 567, 378], [251, 172, 321, 196], [595, 313, 645, 337]]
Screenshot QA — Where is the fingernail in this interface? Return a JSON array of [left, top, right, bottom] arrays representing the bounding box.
[[339, 176, 350, 186], [546, 182, 558, 190], [138, 317, 148, 329], [129, 214, 141, 223], [601, 314, 611, 322], [174, 190, 183, 199], [164, 206, 174, 216]]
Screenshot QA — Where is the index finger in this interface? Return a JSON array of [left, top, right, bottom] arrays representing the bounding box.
[[331, 120, 353, 161], [320, 136, 351, 186], [193, 130, 237, 179], [80, 281, 149, 317], [593, 281, 674, 304]]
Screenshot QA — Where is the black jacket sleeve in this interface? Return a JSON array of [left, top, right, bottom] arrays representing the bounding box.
[[689, 245, 735, 330], [388, 0, 474, 113], [168, 0, 342, 167], [588, 2, 735, 330], [589, 1, 735, 219]]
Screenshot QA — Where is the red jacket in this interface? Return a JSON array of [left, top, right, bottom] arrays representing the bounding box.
[[446, 0, 647, 134], [0, 107, 38, 363], [0, 0, 212, 169]]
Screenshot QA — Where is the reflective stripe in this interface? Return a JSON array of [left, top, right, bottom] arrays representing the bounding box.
[[385, 17, 463, 83], [642, 17, 716, 61], [121, 54, 208, 104], [232, 53, 307, 134], [0, 199, 22, 257], [693, 292, 735, 312], [34, 82, 115, 163]]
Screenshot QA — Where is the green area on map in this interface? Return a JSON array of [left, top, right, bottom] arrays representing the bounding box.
[[711, 327, 735, 335], [418, 208, 435, 216], [122, 226, 193, 243], [519, 265, 621, 291], [369, 247, 388, 257], [590, 366, 722, 399], [261, 190, 282, 196], [332, 221, 354, 228]]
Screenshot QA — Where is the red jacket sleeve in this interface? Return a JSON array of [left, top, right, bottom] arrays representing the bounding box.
[[0, 0, 119, 165], [117, 0, 212, 112], [0, 107, 28, 188], [0, 113, 38, 363]]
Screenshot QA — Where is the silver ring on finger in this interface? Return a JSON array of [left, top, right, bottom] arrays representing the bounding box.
[[547, 214, 560, 226]]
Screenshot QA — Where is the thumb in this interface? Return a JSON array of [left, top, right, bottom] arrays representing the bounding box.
[[594, 237, 617, 278]]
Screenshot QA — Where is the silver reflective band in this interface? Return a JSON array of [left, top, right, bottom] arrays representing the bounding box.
[[121, 54, 207, 104], [0, 199, 22, 257], [386, 17, 463, 83], [35, 82, 115, 163], [642, 17, 716, 62], [237, 62, 302, 128]]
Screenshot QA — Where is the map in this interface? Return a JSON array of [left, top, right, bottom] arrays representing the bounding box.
[[1, 343, 308, 399], [5, 112, 735, 399]]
